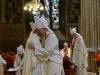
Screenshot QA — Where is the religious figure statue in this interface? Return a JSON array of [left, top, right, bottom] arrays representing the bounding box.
[[6, 2, 13, 23]]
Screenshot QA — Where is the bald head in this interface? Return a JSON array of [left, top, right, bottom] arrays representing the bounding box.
[[63, 43, 68, 49]]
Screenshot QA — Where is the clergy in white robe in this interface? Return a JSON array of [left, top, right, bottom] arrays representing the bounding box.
[[39, 30, 64, 75], [60, 43, 71, 58], [22, 22, 47, 75], [0, 55, 6, 75], [14, 45, 24, 75], [70, 27, 88, 75], [28, 15, 64, 75]]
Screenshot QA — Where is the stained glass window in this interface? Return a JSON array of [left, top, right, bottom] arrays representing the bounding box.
[[44, 0, 59, 29]]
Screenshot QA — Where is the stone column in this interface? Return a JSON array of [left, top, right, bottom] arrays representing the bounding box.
[[97, 0, 100, 48], [94, 0, 97, 48], [1, 0, 6, 22], [80, 0, 100, 49], [89, 0, 95, 49], [80, 0, 90, 47]]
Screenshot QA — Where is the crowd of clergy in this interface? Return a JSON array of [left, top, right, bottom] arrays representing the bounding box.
[[0, 15, 89, 75]]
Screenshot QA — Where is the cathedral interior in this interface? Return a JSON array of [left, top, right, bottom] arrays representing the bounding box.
[[0, 0, 100, 74]]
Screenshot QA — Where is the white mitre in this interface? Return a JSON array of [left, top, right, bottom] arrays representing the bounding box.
[[17, 45, 24, 54], [36, 14, 48, 29], [70, 27, 77, 34], [29, 22, 37, 32]]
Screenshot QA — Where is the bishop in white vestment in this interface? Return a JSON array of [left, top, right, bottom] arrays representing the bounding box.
[[22, 22, 47, 75], [70, 27, 88, 75]]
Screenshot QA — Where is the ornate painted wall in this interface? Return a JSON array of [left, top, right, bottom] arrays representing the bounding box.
[[0, 0, 25, 53], [0, 24, 25, 53], [5, 0, 22, 23]]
